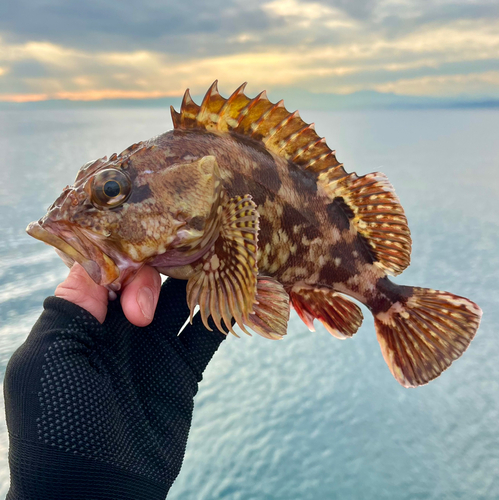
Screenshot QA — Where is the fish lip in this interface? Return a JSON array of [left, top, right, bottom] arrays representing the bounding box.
[[26, 219, 120, 286]]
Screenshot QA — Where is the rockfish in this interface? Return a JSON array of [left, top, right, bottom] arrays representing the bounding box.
[[27, 82, 482, 387]]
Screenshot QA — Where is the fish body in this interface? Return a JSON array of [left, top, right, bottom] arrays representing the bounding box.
[[143, 130, 384, 305], [27, 82, 482, 387]]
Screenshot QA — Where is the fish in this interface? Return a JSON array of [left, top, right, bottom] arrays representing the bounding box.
[[27, 81, 482, 388]]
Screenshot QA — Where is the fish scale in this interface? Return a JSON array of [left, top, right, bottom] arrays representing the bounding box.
[[27, 81, 482, 388]]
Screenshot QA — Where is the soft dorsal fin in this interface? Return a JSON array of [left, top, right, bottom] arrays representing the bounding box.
[[171, 81, 348, 180], [320, 171, 412, 275]]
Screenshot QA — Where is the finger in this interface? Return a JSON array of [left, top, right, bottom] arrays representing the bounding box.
[[120, 265, 162, 327], [178, 313, 227, 378], [55, 262, 108, 323]]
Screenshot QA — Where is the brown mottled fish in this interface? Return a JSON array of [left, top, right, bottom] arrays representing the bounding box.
[[27, 81, 482, 387]]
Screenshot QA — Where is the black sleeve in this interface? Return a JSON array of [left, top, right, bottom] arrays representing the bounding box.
[[4, 279, 226, 500]]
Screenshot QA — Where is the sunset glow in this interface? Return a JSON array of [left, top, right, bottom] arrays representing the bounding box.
[[1, 0, 498, 104]]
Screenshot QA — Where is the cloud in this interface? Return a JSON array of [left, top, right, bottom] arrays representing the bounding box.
[[0, 0, 273, 54], [262, 0, 357, 29], [0, 0, 498, 102]]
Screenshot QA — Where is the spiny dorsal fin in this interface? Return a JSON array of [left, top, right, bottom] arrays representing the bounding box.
[[319, 171, 412, 276], [171, 81, 347, 179]]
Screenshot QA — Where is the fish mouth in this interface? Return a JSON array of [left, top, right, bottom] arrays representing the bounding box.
[[26, 219, 120, 287]]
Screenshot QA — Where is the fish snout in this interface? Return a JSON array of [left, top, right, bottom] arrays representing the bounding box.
[[46, 187, 88, 220], [26, 219, 119, 286]]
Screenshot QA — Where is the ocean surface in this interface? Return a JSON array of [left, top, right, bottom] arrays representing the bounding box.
[[0, 107, 498, 499]]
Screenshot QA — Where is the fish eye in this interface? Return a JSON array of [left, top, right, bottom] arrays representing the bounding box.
[[104, 180, 120, 198], [91, 169, 131, 208]]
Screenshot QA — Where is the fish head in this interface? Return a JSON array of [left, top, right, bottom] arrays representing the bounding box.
[[27, 143, 222, 291]]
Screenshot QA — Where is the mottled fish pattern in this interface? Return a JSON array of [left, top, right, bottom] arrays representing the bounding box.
[[27, 82, 482, 387]]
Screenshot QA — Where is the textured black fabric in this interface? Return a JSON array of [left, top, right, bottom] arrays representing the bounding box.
[[4, 278, 226, 500]]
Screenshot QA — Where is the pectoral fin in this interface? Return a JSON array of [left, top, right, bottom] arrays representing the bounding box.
[[186, 194, 260, 335]]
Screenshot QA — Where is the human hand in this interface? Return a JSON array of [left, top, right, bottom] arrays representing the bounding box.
[[5, 269, 226, 500], [54, 262, 162, 326]]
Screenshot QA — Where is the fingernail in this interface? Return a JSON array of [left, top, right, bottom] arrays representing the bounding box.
[[137, 287, 155, 321]]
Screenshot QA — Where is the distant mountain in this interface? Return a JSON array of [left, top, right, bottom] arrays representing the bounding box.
[[266, 89, 499, 111], [1, 90, 498, 111]]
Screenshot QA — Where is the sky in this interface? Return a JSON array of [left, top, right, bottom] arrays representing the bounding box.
[[0, 0, 498, 104]]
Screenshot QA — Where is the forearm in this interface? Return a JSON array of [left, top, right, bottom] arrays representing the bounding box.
[[4, 278, 225, 500]]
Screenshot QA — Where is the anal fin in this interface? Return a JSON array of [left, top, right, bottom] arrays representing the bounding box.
[[246, 277, 290, 340], [290, 284, 363, 339]]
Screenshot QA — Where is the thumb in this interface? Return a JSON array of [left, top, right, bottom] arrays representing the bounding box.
[[119, 266, 162, 327], [54, 263, 109, 323]]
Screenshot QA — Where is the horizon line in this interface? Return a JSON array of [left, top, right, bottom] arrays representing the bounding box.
[[1, 97, 499, 112], [2, 88, 499, 105]]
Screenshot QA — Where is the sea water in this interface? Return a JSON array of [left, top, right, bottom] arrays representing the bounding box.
[[0, 107, 498, 499]]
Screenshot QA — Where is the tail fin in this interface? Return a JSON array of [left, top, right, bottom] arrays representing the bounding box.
[[374, 287, 482, 388]]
